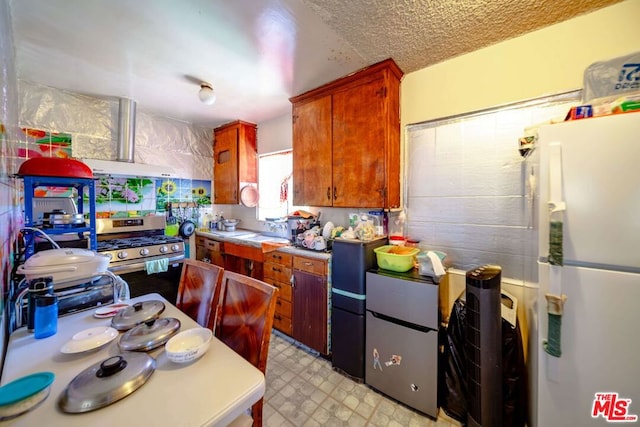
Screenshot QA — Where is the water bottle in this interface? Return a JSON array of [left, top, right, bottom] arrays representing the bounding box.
[[27, 277, 54, 331], [34, 294, 58, 339]]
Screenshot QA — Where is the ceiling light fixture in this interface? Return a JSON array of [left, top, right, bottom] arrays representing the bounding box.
[[198, 83, 216, 105]]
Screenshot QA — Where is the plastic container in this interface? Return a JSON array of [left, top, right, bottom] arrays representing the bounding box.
[[406, 239, 420, 248], [388, 235, 406, 246], [34, 295, 58, 339], [373, 245, 420, 272]]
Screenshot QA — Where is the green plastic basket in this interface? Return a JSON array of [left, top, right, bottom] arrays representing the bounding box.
[[373, 245, 420, 272]]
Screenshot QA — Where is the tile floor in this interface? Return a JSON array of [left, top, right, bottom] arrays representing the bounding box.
[[263, 331, 462, 426]]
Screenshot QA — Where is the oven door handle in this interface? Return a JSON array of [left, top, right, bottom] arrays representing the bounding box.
[[108, 255, 185, 275]]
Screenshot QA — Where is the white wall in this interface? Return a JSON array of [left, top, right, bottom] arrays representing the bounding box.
[[400, 2, 640, 425], [401, 0, 640, 126]]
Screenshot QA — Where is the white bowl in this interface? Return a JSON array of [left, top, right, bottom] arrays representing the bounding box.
[[165, 328, 212, 364]]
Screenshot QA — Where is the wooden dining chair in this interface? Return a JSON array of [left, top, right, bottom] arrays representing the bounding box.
[[175, 259, 224, 330], [214, 270, 279, 427]]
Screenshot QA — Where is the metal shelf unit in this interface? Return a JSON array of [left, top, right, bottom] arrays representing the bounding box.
[[21, 175, 97, 259]]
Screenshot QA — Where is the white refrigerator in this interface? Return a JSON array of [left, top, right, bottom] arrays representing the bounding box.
[[535, 113, 640, 426]]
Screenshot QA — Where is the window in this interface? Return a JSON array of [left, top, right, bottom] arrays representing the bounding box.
[[257, 150, 293, 220]]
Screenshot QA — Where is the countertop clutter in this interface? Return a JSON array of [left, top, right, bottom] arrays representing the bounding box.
[[1, 294, 265, 426], [195, 229, 331, 260]]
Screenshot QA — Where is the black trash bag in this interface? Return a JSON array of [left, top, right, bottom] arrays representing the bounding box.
[[440, 298, 469, 424], [439, 298, 528, 427]]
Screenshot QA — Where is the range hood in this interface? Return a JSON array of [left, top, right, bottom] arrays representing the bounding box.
[[82, 98, 175, 179], [82, 158, 175, 178]]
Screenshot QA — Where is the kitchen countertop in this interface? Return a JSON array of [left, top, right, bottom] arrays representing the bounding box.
[[196, 229, 332, 261], [1, 293, 265, 426]]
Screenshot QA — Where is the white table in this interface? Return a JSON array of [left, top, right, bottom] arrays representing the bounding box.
[[1, 293, 265, 426]]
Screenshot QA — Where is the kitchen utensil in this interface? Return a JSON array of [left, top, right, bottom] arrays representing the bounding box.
[[17, 157, 93, 178], [0, 372, 55, 421], [60, 326, 119, 354], [111, 300, 165, 331], [178, 219, 195, 238], [59, 352, 156, 413], [222, 219, 239, 232], [165, 327, 212, 364], [118, 317, 181, 352], [240, 185, 259, 207], [166, 203, 177, 225], [16, 248, 110, 288]]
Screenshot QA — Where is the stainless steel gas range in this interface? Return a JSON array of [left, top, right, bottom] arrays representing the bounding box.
[[96, 216, 185, 301], [97, 216, 185, 274]]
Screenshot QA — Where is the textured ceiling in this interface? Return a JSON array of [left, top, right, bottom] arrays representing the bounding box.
[[303, 0, 624, 73], [9, 0, 622, 126]]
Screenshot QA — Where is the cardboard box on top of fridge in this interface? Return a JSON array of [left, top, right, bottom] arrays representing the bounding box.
[[583, 51, 640, 102]]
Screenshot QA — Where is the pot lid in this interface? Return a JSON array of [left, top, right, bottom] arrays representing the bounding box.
[[59, 353, 155, 413], [111, 301, 165, 331], [119, 317, 181, 352], [21, 248, 104, 269]]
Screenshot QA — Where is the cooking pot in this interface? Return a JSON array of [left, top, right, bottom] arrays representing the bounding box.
[[16, 248, 110, 288]]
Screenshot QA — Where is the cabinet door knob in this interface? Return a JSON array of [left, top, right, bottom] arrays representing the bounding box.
[[333, 186, 338, 201], [326, 187, 331, 201]]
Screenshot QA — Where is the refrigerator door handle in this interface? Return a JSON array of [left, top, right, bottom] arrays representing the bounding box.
[[369, 310, 436, 334]]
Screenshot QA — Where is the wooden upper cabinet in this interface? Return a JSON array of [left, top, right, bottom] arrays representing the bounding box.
[[292, 95, 332, 206], [213, 120, 257, 205], [290, 58, 403, 209]]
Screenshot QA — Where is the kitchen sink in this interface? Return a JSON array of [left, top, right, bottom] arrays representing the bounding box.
[[207, 230, 257, 238], [239, 235, 290, 244]]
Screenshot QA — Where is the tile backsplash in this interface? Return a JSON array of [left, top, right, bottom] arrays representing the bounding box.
[[89, 176, 212, 218]]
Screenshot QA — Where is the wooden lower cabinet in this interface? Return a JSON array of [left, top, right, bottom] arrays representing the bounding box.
[[224, 242, 264, 280], [195, 236, 224, 267], [263, 251, 293, 335], [292, 256, 328, 355], [195, 240, 329, 354]]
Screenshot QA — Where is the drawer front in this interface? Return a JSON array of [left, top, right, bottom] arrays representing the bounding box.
[[365, 311, 438, 417], [275, 298, 292, 318], [263, 277, 292, 302], [293, 256, 327, 275], [264, 262, 292, 283], [366, 272, 439, 329], [224, 242, 264, 262], [205, 239, 222, 252], [264, 251, 292, 266], [273, 313, 292, 335]]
